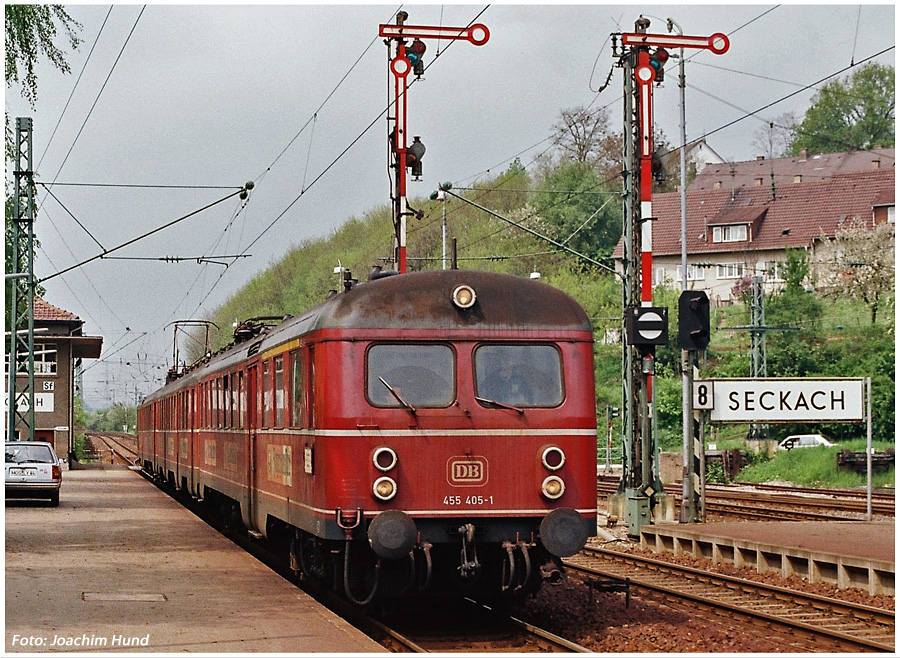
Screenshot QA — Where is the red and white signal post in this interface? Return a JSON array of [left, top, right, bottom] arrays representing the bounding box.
[[379, 12, 490, 273], [613, 18, 729, 535]]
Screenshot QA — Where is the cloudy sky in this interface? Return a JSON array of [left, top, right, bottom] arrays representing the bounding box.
[[5, 3, 895, 408]]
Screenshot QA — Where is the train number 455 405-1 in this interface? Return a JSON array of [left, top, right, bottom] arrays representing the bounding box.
[[443, 495, 494, 506]]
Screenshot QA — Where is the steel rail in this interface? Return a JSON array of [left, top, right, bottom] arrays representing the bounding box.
[[566, 546, 894, 653]]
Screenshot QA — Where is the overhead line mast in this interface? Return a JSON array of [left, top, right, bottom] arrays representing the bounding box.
[[379, 11, 489, 273]]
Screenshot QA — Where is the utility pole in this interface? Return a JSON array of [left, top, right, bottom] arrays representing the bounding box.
[[7, 117, 37, 442], [613, 19, 729, 535], [379, 13, 489, 273]]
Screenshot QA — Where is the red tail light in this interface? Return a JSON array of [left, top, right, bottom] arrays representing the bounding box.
[[52, 465, 61, 481]]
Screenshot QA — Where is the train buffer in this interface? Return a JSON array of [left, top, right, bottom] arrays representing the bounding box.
[[586, 576, 631, 608]]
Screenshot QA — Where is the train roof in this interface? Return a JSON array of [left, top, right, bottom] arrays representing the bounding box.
[[143, 269, 591, 403]]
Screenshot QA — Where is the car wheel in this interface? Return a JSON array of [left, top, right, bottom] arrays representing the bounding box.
[[49, 492, 59, 507]]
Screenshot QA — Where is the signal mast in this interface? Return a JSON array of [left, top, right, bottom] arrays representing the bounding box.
[[378, 12, 489, 273], [613, 17, 729, 535]]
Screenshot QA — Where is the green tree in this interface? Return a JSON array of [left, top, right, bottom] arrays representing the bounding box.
[[5, 4, 81, 108], [531, 161, 621, 261], [788, 62, 894, 155]]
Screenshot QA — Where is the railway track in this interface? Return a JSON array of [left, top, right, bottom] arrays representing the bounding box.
[[565, 546, 895, 653], [361, 598, 592, 652], [85, 432, 139, 466], [597, 479, 895, 520]]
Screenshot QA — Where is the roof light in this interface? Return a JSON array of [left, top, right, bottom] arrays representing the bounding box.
[[452, 285, 476, 309]]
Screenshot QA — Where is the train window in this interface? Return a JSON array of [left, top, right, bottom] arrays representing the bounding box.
[[238, 371, 246, 429], [262, 360, 272, 428], [474, 344, 564, 408], [366, 344, 455, 408], [274, 356, 285, 427], [290, 350, 304, 427]]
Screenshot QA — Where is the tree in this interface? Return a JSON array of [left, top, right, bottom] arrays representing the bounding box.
[[752, 112, 798, 159], [788, 62, 894, 155], [818, 218, 895, 324], [5, 5, 81, 108], [531, 161, 621, 261]]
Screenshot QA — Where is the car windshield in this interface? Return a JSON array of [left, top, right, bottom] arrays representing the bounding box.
[[474, 344, 563, 408], [6, 444, 55, 464]]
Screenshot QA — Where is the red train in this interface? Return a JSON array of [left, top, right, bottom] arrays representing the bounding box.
[[137, 269, 597, 602]]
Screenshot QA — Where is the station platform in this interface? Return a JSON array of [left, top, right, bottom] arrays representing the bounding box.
[[639, 520, 895, 596], [5, 467, 386, 653]]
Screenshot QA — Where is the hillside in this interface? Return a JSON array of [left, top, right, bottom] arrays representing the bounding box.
[[201, 165, 894, 445]]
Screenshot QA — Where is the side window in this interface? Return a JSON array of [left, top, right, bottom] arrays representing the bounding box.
[[262, 360, 272, 428], [274, 356, 285, 427], [474, 344, 564, 408], [366, 344, 455, 408], [238, 371, 246, 429], [290, 349, 304, 427]]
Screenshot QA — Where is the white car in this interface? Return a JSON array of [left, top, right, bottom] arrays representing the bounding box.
[[5, 441, 63, 506], [778, 434, 835, 450]]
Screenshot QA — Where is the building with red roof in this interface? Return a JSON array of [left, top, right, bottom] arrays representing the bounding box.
[[9, 298, 103, 459], [613, 164, 894, 304]]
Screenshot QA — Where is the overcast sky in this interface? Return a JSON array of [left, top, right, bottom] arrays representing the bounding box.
[[5, 3, 895, 409]]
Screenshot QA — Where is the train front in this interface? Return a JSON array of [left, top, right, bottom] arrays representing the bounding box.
[[315, 270, 597, 601]]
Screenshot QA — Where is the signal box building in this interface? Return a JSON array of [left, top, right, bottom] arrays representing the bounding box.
[[9, 298, 102, 459]]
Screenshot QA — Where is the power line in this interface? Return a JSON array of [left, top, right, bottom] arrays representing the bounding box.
[[38, 187, 248, 283], [46, 5, 147, 188]]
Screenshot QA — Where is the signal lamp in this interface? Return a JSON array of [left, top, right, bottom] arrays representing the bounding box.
[[373, 476, 397, 501], [407, 39, 426, 76], [452, 284, 476, 309], [373, 446, 398, 472], [541, 446, 566, 471], [650, 48, 669, 82], [407, 136, 426, 179], [541, 475, 565, 500]]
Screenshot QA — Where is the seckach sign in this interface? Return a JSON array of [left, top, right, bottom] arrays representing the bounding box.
[[693, 378, 865, 423]]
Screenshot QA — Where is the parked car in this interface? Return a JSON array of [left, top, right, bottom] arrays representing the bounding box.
[[777, 434, 835, 451], [5, 441, 62, 506]]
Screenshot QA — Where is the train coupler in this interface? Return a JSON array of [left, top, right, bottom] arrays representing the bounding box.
[[456, 523, 481, 580]]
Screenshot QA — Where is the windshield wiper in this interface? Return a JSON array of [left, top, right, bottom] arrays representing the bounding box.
[[475, 396, 524, 414], [379, 377, 417, 415]]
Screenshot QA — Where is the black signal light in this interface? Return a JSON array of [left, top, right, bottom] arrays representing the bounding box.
[[407, 39, 426, 76]]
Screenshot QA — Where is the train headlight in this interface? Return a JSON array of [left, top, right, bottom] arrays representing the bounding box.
[[373, 476, 397, 501], [541, 446, 566, 471], [452, 285, 476, 309], [541, 475, 565, 500], [373, 446, 398, 472]]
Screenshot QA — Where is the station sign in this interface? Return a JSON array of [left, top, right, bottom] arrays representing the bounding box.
[[693, 378, 865, 423], [3, 392, 55, 413]]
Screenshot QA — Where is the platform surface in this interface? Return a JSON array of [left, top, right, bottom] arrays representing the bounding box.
[[645, 520, 895, 562], [5, 468, 386, 653]]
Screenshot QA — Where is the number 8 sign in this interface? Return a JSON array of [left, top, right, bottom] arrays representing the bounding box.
[[693, 381, 714, 410]]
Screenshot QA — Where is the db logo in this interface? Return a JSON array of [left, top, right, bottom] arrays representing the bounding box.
[[447, 456, 488, 487]]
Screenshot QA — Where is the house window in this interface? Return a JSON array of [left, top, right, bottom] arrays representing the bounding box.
[[654, 267, 667, 285], [765, 261, 785, 282], [676, 264, 705, 282], [888, 206, 895, 224], [712, 225, 748, 243], [716, 262, 745, 279]]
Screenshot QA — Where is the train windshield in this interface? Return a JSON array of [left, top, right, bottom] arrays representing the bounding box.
[[474, 344, 563, 408], [367, 344, 455, 408]]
